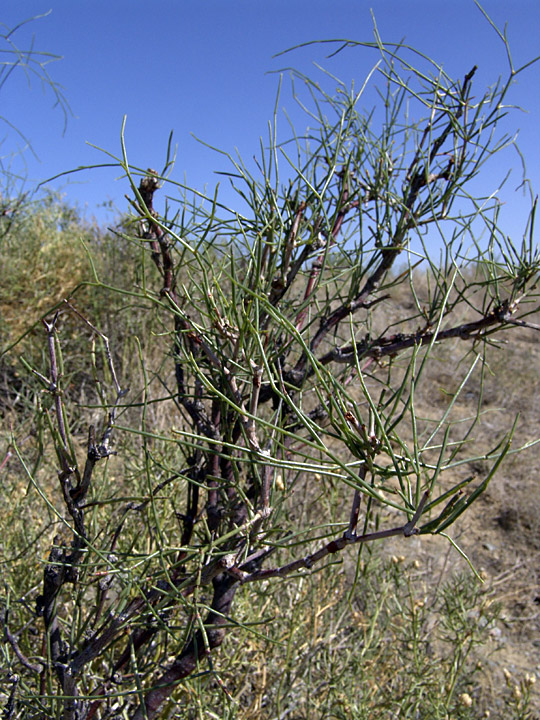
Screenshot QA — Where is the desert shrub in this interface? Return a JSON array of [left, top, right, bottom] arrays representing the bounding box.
[[1, 15, 540, 720]]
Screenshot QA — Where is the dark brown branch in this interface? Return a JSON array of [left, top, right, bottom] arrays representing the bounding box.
[[346, 467, 367, 539], [133, 175, 222, 445], [2, 674, 19, 720], [2, 609, 42, 674], [129, 575, 238, 720], [297, 68, 478, 366], [318, 300, 517, 368], [36, 310, 124, 716], [267, 202, 307, 307], [295, 174, 352, 333], [36, 539, 68, 682], [240, 491, 430, 584]]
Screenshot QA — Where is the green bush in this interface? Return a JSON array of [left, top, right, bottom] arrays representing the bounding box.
[[1, 15, 539, 720]]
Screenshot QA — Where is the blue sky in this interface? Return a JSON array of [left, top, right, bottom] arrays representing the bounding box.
[[2, 0, 539, 244]]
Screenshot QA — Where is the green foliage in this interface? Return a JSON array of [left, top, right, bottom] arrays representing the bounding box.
[[172, 559, 503, 719], [1, 14, 540, 720]]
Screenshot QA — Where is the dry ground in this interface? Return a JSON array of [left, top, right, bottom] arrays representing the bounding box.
[[380, 323, 540, 716]]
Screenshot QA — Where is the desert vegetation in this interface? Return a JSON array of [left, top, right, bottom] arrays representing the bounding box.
[[1, 11, 540, 720]]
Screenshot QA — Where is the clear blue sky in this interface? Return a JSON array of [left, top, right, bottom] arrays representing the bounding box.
[[2, 0, 539, 244]]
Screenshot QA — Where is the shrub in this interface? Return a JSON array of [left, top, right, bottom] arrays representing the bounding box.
[[2, 20, 539, 720]]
